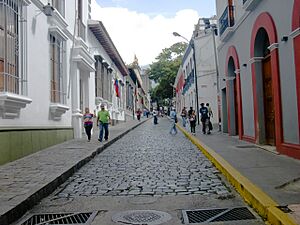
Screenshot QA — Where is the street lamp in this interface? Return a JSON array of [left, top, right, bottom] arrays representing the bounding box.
[[173, 32, 200, 124], [172, 32, 189, 42]]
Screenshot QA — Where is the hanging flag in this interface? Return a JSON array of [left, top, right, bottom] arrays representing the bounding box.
[[114, 79, 120, 97]]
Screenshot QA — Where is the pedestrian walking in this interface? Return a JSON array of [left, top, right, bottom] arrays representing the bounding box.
[[136, 108, 142, 121], [206, 103, 213, 132], [153, 110, 158, 124], [188, 106, 193, 119], [189, 110, 197, 135], [97, 104, 111, 142], [169, 107, 177, 135], [83, 107, 94, 142], [181, 107, 187, 127], [200, 103, 210, 134]]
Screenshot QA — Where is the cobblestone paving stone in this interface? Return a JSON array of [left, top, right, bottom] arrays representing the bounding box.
[[59, 119, 230, 197]]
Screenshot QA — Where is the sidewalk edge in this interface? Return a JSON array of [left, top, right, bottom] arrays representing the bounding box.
[[177, 124, 298, 225], [0, 119, 149, 225]]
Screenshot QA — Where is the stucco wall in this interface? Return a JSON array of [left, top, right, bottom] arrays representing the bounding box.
[[217, 0, 299, 143]]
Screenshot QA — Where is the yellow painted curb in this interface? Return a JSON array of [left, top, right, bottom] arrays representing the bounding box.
[[177, 124, 298, 225]]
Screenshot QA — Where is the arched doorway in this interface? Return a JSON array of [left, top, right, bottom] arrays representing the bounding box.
[[254, 29, 275, 145], [250, 12, 282, 147], [225, 46, 243, 139], [227, 57, 239, 136]]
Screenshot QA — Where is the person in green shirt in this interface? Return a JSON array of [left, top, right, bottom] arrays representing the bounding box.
[[97, 104, 111, 142]]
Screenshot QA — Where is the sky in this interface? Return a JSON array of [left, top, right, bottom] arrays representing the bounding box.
[[92, 0, 216, 66]]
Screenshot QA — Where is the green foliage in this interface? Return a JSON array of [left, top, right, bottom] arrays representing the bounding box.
[[148, 42, 187, 105]]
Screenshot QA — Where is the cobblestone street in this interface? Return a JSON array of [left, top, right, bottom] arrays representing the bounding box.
[[59, 118, 230, 198], [13, 118, 265, 225]]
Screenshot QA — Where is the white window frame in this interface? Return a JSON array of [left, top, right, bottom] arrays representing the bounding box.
[[49, 33, 66, 105], [0, 0, 28, 95], [0, 0, 31, 119]]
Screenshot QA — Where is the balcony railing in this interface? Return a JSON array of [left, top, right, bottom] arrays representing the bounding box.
[[242, 0, 261, 11], [78, 19, 86, 41], [219, 5, 235, 36]]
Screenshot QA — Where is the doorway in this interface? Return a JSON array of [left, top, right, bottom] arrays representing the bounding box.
[[262, 55, 275, 145]]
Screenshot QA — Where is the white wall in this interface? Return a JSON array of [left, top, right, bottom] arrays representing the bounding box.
[[195, 31, 218, 124]]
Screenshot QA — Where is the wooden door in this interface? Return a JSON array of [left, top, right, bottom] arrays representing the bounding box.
[[262, 55, 275, 145]]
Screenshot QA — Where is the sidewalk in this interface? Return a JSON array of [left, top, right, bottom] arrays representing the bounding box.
[[0, 118, 148, 225], [177, 121, 300, 225]]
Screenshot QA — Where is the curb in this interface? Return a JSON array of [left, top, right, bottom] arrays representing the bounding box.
[[0, 119, 149, 225], [177, 124, 298, 225]]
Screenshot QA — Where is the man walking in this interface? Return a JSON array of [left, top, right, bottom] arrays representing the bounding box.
[[200, 103, 210, 134], [97, 104, 111, 142]]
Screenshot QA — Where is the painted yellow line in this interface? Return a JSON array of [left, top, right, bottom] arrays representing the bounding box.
[[177, 124, 298, 225]]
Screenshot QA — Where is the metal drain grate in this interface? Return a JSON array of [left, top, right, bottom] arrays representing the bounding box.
[[112, 210, 172, 225], [19, 212, 98, 225], [182, 207, 256, 224]]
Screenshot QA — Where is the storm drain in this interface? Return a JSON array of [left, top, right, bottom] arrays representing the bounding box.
[[112, 210, 172, 225], [19, 212, 98, 225], [182, 207, 256, 224]]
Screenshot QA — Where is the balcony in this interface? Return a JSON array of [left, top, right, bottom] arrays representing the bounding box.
[[219, 6, 235, 36], [243, 0, 261, 11], [219, 5, 235, 41]]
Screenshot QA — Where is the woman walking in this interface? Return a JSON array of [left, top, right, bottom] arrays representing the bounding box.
[[189, 110, 197, 135], [83, 107, 94, 141]]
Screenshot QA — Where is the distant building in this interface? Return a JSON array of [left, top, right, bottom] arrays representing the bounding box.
[[175, 17, 219, 124], [88, 20, 128, 126], [127, 56, 148, 118]]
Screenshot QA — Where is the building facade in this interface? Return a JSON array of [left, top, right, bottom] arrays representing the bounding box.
[[0, 0, 129, 165], [88, 20, 128, 125], [175, 17, 219, 124], [127, 56, 149, 118], [216, 0, 300, 159]]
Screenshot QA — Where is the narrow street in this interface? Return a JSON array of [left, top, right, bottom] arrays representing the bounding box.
[[14, 119, 264, 225]]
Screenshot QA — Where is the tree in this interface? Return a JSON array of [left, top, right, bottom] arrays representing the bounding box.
[[148, 42, 187, 105]]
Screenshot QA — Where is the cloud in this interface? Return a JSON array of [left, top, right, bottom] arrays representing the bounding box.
[[91, 0, 199, 66]]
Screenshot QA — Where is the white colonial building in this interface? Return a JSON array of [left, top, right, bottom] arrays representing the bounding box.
[[175, 17, 220, 124], [0, 0, 129, 165], [216, 0, 300, 159]]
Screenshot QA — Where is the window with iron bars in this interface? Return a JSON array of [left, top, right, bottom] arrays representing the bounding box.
[[50, 34, 66, 104], [0, 0, 27, 95]]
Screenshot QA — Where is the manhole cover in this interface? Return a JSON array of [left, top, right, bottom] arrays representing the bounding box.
[[18, 212, 98, 225], [112, 210, 172, 225], [182, 207, 256, 224]]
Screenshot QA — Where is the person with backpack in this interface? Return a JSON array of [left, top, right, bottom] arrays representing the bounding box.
[[200, 103, 210, 134]]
